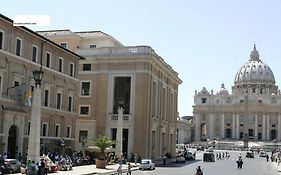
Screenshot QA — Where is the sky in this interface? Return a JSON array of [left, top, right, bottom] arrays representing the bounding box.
[[2, 0, 281, 117]]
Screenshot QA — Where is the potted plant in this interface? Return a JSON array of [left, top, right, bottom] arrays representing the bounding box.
[[93, 135, 115, 169]]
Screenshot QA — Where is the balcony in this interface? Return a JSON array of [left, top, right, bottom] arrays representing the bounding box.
[[110, 114, 130, 121]]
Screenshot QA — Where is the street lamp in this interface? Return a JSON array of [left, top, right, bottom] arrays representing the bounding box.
[[116, 99, 124, 160], [27, 67, 43, 162]]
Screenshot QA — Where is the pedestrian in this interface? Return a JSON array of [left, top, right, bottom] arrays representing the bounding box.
[[134, 154, 138, 165], [236, 157, 243, 169], [117, 164, 122, 175], [196, 166, 203, 175], [44, 159, 48, 175], [38, 159, 42, 175], [26, 159, 33, 175], [127, 163, 132, 175], [266, 154, 269, 162]]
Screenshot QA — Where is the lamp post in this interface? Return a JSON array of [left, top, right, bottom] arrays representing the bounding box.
[[116, 100, 124, 160], [27, 68, 43, 162]]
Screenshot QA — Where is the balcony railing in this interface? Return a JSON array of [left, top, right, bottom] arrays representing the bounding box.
[[111, 114, 130, 121]]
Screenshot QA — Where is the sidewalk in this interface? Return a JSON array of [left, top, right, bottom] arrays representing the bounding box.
[[14, 163, 139, 175], [272, 161, 281, 172]]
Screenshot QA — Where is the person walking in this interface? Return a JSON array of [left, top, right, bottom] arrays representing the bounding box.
[[236, 156, 243, 169], [127, 163, 132, 175], [196, 166, 203, 175], [117, 164, 122, 175]]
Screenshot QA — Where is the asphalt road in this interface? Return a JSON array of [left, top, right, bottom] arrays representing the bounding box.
[[132, 150, 279, 175]]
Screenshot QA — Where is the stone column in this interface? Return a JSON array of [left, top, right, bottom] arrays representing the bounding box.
[[116, 107, 124, 157], [267, 114, 270, 140], [208, 113, 214, 139], [277, 114, 281, 141], [255, 114, 258, 140], [262, 114, 266, 140], [232, 113, 236, 139], [27, 86, 41, 162], [221, 113, 225, 138], [236, 114, 240, 139], [195, 113, 200, 141]]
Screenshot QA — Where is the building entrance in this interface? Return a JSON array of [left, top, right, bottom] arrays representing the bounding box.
[[7, 125, 18, 158]]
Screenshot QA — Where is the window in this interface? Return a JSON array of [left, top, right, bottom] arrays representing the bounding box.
[[67, 126, 71, 138], [16, 38, 22, 56], [70, 62, 74, 77], [58, 58, 63, 72], [46, 52, 51, 68], [68, 96, 73, 112], [0, 75, 2, 97], [32, 45, 37, 62], [42, 123, 48, 136], [60, 42, 67, 48], [44, 89, 49, 107], [81, 82, 90, 96], [79, 130, 88, 142], [83, 64, 91, 71], [27, 121, 30, 135], [201, 98, 206, 103], [55, 125, 60, 137], [14, 81, 19, 87], [56, 92, 62, 109], [80, 106, 90, 115], [90, 44, 96, 48], [0, 30, 3, 49]]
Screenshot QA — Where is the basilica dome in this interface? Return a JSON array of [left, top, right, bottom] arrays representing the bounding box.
[[234, 45, 275, 86]]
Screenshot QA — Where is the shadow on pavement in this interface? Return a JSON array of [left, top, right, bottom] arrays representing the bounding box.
[[156, 159, 202, 168]]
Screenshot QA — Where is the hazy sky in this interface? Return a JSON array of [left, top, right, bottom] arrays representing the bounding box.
[[2, 0, 281, 117]]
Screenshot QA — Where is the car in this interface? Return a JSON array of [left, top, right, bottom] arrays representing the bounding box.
[[4, 159, 21, 173], [185, 151, 196, 160], [0, 163, 12, 174], [246, 152, 254, 158], [206, 147, 214, 152], [139, 159, 155, 170], [203, 152, 215, 162], [197, 146, 204, 151], [176, 155, 186, 163], [259, 151, 267, 157]]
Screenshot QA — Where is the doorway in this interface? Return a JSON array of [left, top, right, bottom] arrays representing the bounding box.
[[7, 125, 18, 158]]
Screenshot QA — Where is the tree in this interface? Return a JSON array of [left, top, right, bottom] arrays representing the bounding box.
[[94, 135, 115, 160]]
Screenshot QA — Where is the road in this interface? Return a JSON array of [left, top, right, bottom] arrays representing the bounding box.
[[132, 150, 279, 175]]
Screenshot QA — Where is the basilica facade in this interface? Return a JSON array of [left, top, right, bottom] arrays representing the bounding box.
[[194, 46, 281, 141]]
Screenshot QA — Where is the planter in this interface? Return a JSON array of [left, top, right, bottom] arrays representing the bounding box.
[[95, 159, 107, 169]]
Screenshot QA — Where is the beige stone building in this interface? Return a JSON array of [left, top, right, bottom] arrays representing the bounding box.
[[194, 46, 281, 142], [38, 30, 182, 159], [0, 14, 83, 159], [177, 117, 193, 144]]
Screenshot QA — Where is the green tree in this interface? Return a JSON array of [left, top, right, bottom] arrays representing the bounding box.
[[94, 135, 115, 160]]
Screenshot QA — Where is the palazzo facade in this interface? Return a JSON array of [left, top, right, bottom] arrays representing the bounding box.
[[0, 14, 82, 160], [194, 46, 281, 141], [38, 30, 182, 159]]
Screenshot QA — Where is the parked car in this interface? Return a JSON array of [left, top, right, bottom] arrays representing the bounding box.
[[176, 155, 186, 163], [185, 151, 196, 160], [246, 152, 254, 158], [0, 163, 12, 174], [139, 159, 155, 170], [206, 147, 214, 152], [259, 151, 267, 157], [4, 159, 21, 173], [203, 152, 215, 162], [197, 146, 204, 151]]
